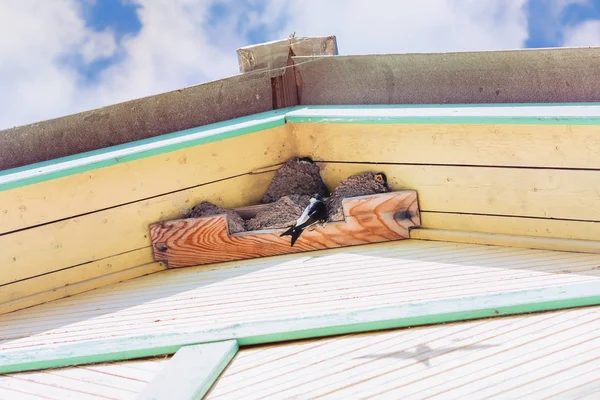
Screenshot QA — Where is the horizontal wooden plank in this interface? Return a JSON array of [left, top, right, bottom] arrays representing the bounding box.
[[151, 191, 419, 267], [0, 70, 274, 171], [139, 340, 238, 400], [2, 280, 600, 374], [316, 162, 600, 224], [0, 262, 165, 316], [0, 123, 291, 235], [0, 248, 160, 305], [0, 171, 275, 286], [293, 122, 600, 169], [207, 305, 600, 399], [293, 48, 600, 105], [420, 212, 600, 242], [411, 229, 600, 254]]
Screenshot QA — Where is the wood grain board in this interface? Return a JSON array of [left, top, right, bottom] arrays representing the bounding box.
[[150, 191, 420, 268]]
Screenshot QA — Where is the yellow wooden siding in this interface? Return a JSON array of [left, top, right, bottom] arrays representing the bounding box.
[[317, 162, 600, 222], [0, 172, 275, 315], [1, 240, 600, 352], [0, 125, 292, 235], [292, 122, 600, 244], [419, 212, 600, 242], [4, 118, 600, 317], [207, 306, 600, 399], [292, 122, 600, 169], [0, 356, 170, 399]]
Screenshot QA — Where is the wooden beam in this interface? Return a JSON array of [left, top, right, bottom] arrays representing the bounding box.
[[2, 281, 600, 374], [410, 229, 600, 254], [138, 340, 238, 400], [237, 36, 337, 76], [0, 73, 274, 171], [150, 191, 420, 268], [292, 47, 600, 105]]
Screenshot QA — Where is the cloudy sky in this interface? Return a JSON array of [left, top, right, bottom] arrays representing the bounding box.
[[1, 0, 600, 130]]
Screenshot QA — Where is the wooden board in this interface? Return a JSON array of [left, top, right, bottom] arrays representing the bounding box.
[[150, 191, 420, 268], [138, 341, 238, 400], [420, 212, 600, 242], [0, 124, 291, 235], [293, 122, 600, 169], [316, 163, 600, 223], [0, 171, 276, 286]]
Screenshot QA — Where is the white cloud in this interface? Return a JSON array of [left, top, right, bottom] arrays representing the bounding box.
[[0, 0, 531, 130], [563, 19, 600, 47], [269, 0, 529, 54]]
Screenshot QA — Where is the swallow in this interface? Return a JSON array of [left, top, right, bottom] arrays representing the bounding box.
[[280, 193, 327, 246]]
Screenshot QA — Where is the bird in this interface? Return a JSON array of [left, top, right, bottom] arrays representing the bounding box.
[[280, 193, 327, 247], [326, 172, 391, 222], [261, 157, 329, 204]]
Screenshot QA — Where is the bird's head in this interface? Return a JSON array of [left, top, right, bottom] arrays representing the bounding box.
[[310, 194, 323, 203], [375, 172, 388, 186]]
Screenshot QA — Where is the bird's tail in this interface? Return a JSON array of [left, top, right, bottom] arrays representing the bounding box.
[[280, 225, 295, 237], [280, 225, 303, 247]]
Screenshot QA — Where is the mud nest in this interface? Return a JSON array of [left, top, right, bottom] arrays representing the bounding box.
[[326, 172, 391, 222], [184, 201, 246, 234], [261, 157, 329, 204], [246, 194, 312, 231]]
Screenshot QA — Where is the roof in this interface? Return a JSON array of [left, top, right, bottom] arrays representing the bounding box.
[[2, 37, 600, 398], [2, 44, 600, 171]]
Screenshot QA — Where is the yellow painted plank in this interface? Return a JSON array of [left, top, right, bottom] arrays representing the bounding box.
[[317, 162, 600, 222], [0, 248, 161, 305], [0, 262, 165, 316], [0, 125, 292, 235], [411, 229, 600, 254], [420, 211, 600, 241], [293, 122, 600, 168], [0, 171, 275, 286]]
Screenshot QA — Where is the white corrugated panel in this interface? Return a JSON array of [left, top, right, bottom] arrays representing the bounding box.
[[0, 356, 169, 400], [207, 306, 600, 399], [1, 240, 600, 352]]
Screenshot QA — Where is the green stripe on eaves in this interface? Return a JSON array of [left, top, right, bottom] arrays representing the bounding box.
[[0, 109, 288, 192], [1, 281, 600, 374], [4, 102, 600, 192]]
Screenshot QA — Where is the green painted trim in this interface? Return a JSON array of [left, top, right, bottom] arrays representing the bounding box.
[[2, 281, 600, 374], [0, 109, 288, 193], [285, 104, 600, 125], [4, 102, 600, 192], [286, 115, 600, 125], [137, 340, 238, 400]]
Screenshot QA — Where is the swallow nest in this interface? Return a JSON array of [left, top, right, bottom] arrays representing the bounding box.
[[184, 201, 246, 234], [246, 194, 312, 231]]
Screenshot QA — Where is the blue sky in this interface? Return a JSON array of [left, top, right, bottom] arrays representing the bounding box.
[[1, 0, 600, 130]]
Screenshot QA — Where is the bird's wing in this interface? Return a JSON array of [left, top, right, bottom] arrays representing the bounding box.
[[295, 204, 312, 226]]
